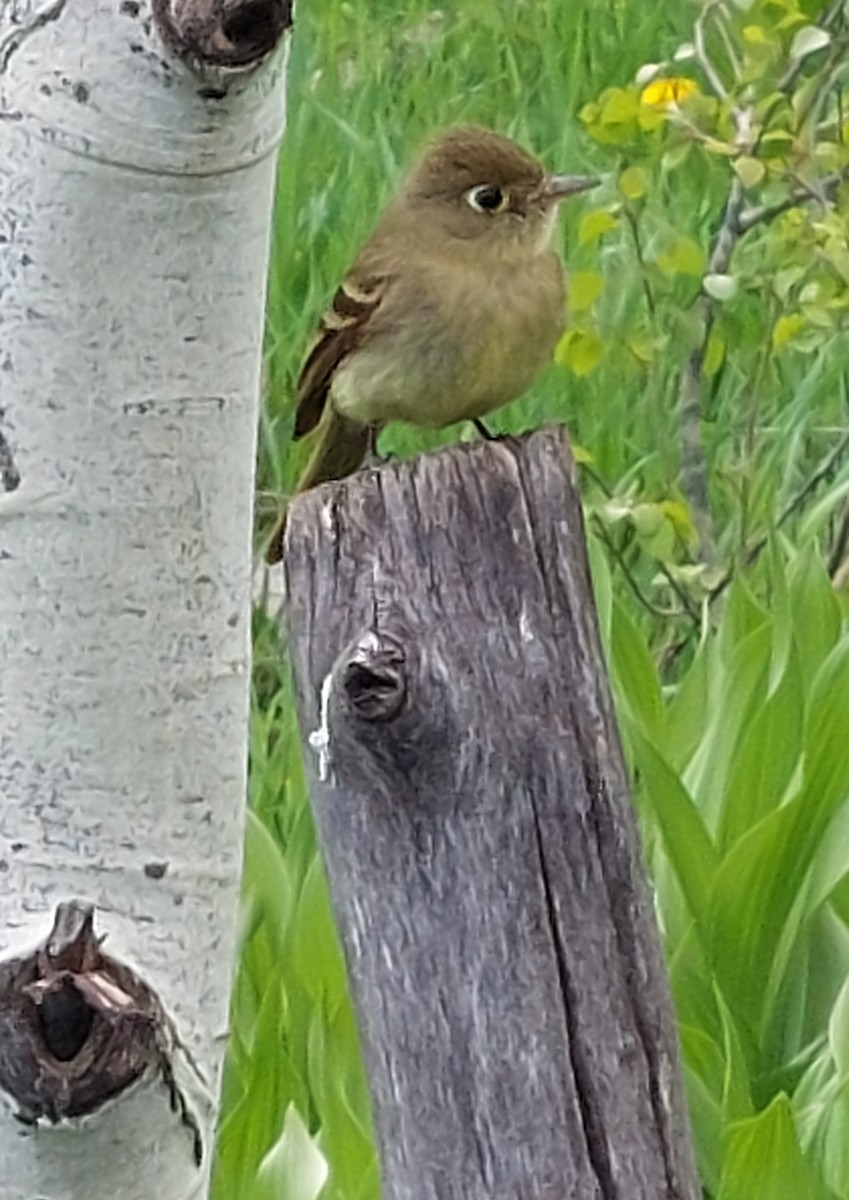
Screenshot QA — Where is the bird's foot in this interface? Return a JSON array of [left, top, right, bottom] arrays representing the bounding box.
[[364, 427, 393, 469], [472, 418, 497, 441]]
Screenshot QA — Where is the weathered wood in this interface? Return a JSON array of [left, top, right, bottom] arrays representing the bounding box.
[[282, 427, 699, 1200]]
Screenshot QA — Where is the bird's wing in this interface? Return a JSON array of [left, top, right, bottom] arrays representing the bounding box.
[[293, 266, 390, 440]]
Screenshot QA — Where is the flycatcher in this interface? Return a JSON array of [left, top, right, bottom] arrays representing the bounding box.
[[269, 125, 596, 558]]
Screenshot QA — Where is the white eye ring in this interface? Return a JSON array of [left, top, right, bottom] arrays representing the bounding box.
[[466, 184, 508, 213]]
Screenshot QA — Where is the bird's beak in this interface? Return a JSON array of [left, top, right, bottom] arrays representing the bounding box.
[[538, 173, 600, 204]]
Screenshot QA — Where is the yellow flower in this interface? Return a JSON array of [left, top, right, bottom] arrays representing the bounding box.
[[640, 77, 698, 108]]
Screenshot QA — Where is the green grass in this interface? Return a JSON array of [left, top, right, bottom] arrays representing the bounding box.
[[216, 0, 849, 1196]]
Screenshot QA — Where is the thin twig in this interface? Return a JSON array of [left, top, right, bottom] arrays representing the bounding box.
[[694, 5, 740, 121], [591, 514, 684, 620], [624, 208, 657, 318], [738, 165, 849, 233], [675, 0, 847, 561], [656, 561, 702, 624], [709, 422, 849, 603], [775, 0, 846, 95]]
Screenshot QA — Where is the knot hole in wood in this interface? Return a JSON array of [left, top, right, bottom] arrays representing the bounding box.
[[221, 0, 291, 60], [342, 633, 407, 723]]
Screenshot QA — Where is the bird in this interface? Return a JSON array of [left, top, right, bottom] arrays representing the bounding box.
[[267, 125, 597, 560]]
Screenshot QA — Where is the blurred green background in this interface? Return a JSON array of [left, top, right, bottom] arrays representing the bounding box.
[[216, 1, 849, 1197]]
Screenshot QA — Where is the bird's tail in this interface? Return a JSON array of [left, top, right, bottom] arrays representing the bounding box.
[[265, 410, 370, 563], [295, 408, 371, 493]]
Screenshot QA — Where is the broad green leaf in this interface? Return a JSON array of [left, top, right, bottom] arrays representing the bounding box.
[[599, 84, 640, 124], [703, 273, 739, 302], [774, 266, 806, 302], [610, 597, 663, 742], [243, 810, 294, 957], [629, 727, 718, 928], [790, 25, 831, 58], [717, 1093, 826, 1200], [556, 328, 605, 376], [734, 156, 766, 188], [828, 975, 849, 1081], [315, 1019, 379, 1200], [773, 313, 807, 348], [801, 638, 849, 840], [289, 855, 349, 1006], [798, 477, 849, 545], [216, 979, 305, 1200], [704, 330, 726, 376], [578, 209, 618, 245], [718, 641, 804, 850], [618, 164, 648, 199], [720, 578, 769, 664], [587, 532, 613, 655], [627, 331, 657, 363], [255, 1104, 328, 1200], [685, 623, 771, 835], [665, 637, 710, 773], [804, 1080, 849, 1200], [660, 498, 698, 548], [631, 501, 665, 538], [708, 638, 849, 1038], [568, 269, 604, 311], [787, 548, 842, 686], [716, 986, 755, 1124], [657, 234, 706, 277], [680, 1025, 725, 1196]]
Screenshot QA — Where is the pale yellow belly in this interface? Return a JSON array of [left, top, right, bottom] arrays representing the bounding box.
[[331, 254, 565, 429]]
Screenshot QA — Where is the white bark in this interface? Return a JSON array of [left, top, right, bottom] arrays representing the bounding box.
[[0, 1, 288, 1195]]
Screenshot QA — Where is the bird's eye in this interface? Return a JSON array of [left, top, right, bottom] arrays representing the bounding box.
[[466, 184, 507, 213]]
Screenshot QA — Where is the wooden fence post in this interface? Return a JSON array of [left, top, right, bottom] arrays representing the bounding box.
[[282, 427, 700, 1200]]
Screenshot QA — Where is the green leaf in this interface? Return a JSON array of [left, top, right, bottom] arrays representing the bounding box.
[[787, 548, 842, 686], [790, 25, 831, 59], [555, 328, 605, 376], [255, 1105, 328, 1200], [685, 622, 771, 836], [657, 234, 706, 277], [243, 810, 294, 957], [828, 975, 849, 1082], [803, 1079, 849, 1200], [618, 164, 648, 199], [703, 273, 739, 302], [717, 640, 804, 850], [610, 596, 664, 743], [798, 477, 849, 545], [773, 313, 807, 348], [704, 330, 726, 375], [734, 156, 766, 188], [587, 532, 614, 657], [289, 855, 349, 1007], [568, 269, 604, 311], [665, 638, 710, 773], [716, 986, 755, 1124], [629, 727, 718, 929], [717, 1093, 827, 1200], [680, 1025, 725, 1196], [707, 637, 849, 1040], [578, 208, 618, 245]]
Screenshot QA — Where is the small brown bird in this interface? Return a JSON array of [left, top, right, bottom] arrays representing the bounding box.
[[268, 125, 596, 559]]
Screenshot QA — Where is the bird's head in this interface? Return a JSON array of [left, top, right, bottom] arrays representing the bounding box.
[[399, 125, 598, 254]]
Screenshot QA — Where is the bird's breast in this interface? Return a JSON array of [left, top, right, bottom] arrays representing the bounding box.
[[331, 248, 566, 430]]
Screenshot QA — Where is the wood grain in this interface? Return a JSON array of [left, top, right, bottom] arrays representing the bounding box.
[[283, 427, 699, 1200]]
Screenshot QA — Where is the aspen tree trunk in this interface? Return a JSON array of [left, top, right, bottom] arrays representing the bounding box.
[[0, 2, 290, 1197]]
